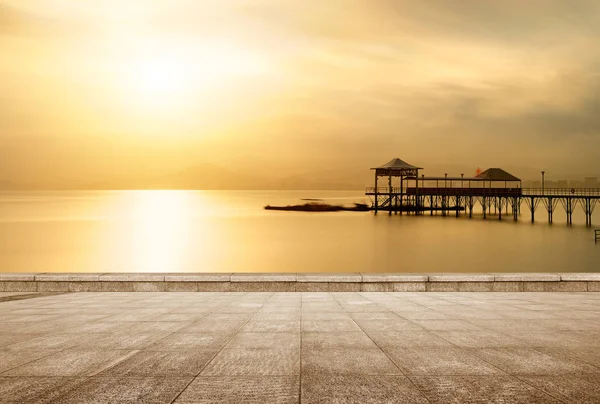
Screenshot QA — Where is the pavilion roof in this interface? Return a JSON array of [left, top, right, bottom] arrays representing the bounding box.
[[475, 168, 520, 181], [371, 158, 422, 170]]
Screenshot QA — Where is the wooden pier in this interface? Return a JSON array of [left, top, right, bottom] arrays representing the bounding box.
[[365, 158, 599, 226]]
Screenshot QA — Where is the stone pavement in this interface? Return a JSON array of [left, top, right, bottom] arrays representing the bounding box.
[[0, 292, 599, 403]]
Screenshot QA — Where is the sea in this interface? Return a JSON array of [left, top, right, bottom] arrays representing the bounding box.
[[0, 190, 598, 273]]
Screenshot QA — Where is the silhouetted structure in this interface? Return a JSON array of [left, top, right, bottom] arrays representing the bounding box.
[[366, 158, 599, 226]]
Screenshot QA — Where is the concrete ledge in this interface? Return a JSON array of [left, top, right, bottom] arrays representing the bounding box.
[[429, 274, 494, 282], [0, 273, 599, 292], [298, 273, 362, 283], [361, 273, 427, 282], [164, 273, 231, 282], [492, 273, 561, 282], [231, 273, 297, 282]]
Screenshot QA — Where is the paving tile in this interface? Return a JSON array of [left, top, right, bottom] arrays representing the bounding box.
[[472, 347, 600, 375], [301, 312, 352, 321], [4, 349, 134, 376], [3, 333, 85, 350], [146, 333, 231, 351], [55, 377, 192, 404], [0, 377, 85, 404], [175, 376, 299, 404], [241, 319, 300, 333], [201, 348, 300, 376], [410, 375, 562, 404], [0, 350, 59, 373], [520, 374, 600, 404], [226, 332, 300, 350], [180, 319, 248, 334], [354, 319, 423, 333], [302, 374, 429, 404], [302, 332, 378, 350], [302, 348, 400, 376], [302, 319, 362, 333], [432, 330, 524, 348], [410, 319, 485, 331], [0, 333, 40, 348], [368, 330, 455, 348], [385, 347, 503, 376], [100, 350, 216, 377]]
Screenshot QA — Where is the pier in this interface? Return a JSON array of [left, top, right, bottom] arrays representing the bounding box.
[[366, 158, 599, 226]]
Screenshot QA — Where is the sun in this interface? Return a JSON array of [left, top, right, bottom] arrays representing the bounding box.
[[120, 38, 270, 113], [134, 59, 188, 99]]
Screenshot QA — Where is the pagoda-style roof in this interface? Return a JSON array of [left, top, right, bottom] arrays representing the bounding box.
[[371, 158, 422, 171], [475, 168, 520, 181]]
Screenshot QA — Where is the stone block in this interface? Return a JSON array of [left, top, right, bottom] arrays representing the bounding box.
[[166, 282, 199, 292], [360, 273, 428, 282], [492, 282, 524, 292], [229, 282, 295, 292], [69, 282, 102, 292], [426, 282, 460, 292], [132, 282, 166, 292], [0, 281, 4, 291], [164, 273, 231, 282], [0, 273, 37, 281], [68, 274, 102, 282], [545, 282, 587, 292], [360, 283, 394, 292], [560, 273, 600, 281], [37, 281, 71, 292], [492, 273, 560, 282], [523, 281, 587, 292], [428, 274, 494, 282], [295, 282, 328, 292], [588, 282, 600, 292], [99, 274, 165, 282], [35, 274, 70, 282], [198, 282, 231, 292], [328, 283, 361, 292], [4, 281, 37, 292], [101, 282, 135, 292], [458, 282, 494, 292], [230, 273, 297, 282], [393, 282, 427, 292], [297, 273, 362, 283]]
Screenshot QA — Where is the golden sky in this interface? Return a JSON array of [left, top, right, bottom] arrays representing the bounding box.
[[1, 1, 599, 187]]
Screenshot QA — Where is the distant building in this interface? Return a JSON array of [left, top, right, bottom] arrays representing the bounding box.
[[556, 180, 568, 188]]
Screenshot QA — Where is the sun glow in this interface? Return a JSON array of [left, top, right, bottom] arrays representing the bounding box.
[[123, 39, 270, 110]]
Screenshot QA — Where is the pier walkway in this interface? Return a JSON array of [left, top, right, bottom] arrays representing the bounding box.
[[366, 186, 600, 225]]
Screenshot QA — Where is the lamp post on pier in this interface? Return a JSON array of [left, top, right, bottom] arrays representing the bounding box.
[[541, 170, 545, 195]]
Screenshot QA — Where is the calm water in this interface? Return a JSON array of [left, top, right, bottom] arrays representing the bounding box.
[[0, 191, 598, 273]]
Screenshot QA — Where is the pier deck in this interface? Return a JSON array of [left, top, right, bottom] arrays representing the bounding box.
[[366, 187, 600, 225]]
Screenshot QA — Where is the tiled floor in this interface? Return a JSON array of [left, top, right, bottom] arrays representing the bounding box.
[[0, 292, 600, 403]]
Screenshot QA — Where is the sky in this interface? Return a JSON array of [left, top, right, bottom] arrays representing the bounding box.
[[1, 0, 600, 188]]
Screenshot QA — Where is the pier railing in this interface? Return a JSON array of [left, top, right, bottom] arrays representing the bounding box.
[[521, 188, 600, 197], [365, 187, 522, 197], [366, 187, 600, 197]]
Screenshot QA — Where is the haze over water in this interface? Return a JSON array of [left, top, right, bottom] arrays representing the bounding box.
[[0, 190, 597, 274]]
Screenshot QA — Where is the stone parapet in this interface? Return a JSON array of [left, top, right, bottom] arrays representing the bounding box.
[[1, 273, 599, 292]]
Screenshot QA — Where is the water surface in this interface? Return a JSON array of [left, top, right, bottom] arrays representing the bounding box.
[[0, 191, 597, 273]]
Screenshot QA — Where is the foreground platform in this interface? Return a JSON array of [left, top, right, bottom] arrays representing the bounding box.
[[1, 292, 600, 403]]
